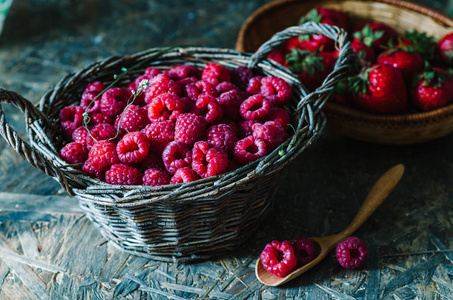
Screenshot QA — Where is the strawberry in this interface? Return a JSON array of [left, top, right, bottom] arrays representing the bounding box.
[[267, 48, 287, 66], [353, 21, 398, 52], [348, 64, 408, 114], [376, 40, 424, 82], [438, 32, 453, 66], [286, 49, 335, 92], [411, 67, 453, 111], [405, 30, 437, 61]]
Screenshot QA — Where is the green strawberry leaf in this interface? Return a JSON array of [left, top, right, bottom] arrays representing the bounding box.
[[299, 8, 322, 24], [285, 48, 324, 75], [353, 24, 385, 48], [405, 30, 436, 59]]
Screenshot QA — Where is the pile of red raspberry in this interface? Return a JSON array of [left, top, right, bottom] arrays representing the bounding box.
[[58, 63, 293, 186]]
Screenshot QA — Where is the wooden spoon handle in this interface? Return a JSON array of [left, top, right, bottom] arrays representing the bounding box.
[[336, 164, 405, 241]]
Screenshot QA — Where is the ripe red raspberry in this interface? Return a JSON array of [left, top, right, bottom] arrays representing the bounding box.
[[142, 119, 175, 154], [143, 67, 162, 78], [238, 120, 258, 139], [194, 94, 223, 124], [260, 77, 292, 106], [162, 141, 192, 174], [175, 77, 198, 98], [115, 104, 150, 133], [174, 113, 206, 147], [80, 91, 102, 113], [165, 64, 200, 81], [116, 132, 150, 164], [230, 66, 254, 90], [201, 63, 230, 86], [217, 89, 243, 121], [216, 81, 239, 94], [335, 236, 368, 269], [59, 142, 88, 164], [87, 140, 120, 172], [291, 237, 318, 267], [240, 94, 271, 121], [192, 141, 228, 178], [105, 164, 142, 185], [170, 167, 200, 184], [206, 124, 238, 156], [252, 121, 288, 152], [147, 93, 185, 121], [83, 81, 106, 93], [100, 87, 130, 117], [260, 240, 297, 277], [86, 123, 118, 150], [135, 152, 165, 172], [246, 76, 263, 94], [60, 105, 85, 137], [234, 136, 267, 165], [142, 168, 171, 186], [144, 74, 179, 104], [184, 80, 218, 101], [266, 107, 291, 131], [72, 126, 90, 147], [82, 160, 106, 179], [88, 112, 114, 126]]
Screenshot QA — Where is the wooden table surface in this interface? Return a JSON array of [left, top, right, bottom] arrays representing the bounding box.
[[1, 0, 453, 299]]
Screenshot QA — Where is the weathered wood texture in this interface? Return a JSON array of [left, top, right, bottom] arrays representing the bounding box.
[[0, 0, 453, 299]]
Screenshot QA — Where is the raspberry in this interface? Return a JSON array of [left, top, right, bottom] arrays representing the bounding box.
[[194, 94, 223, 124], [147, 93, 185, 121], [80, 91, 102, 113], [266, 107, 291, 131], [142, 119, 175, 154], [260, 77, 292, 106], [87, 140, 120, 172], [115, 104, 150, 133], [252, 121, 288, 152], [217, 89, 243, 121], [170, 167, 200, 184], [72, 126, 90, 147], [136, 152, 165, 172], [83, 81, 106, 93], [143, 67, 162, 78], [206, 124, 238, 156], [201, 63, 230, 86], [100, 87, 130, 117], [165, 64, 200, 81], [180, 96, 195, 113], [234, 136, 267, 165], [260, 240, 297, 277], [162, 141, 192, 174], [192, 141, 228, 178], [144, 74, 179, 104], [246, 76, 263, 94], [86, 123, 118, 150], [59, 142, 88, 165], [88, 112, 114, 126], [291, 237, 318, 266], [216, 81, 239, 94], [174, 113, 206, 147], [82, 160, 106, 179], [238, 120, 258, 139], [184, 80, 217, 101], [240, 94, 271, 121], [105, 164, 142, 185], [142, 168, 171, 186], [116, 132, 150, 164], [336, 237, 368, 269], [230, 66, 254, 90], [176, 77, 198, 98], [60, 105, 85, 137]]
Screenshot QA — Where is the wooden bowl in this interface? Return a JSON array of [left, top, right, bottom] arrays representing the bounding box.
[[236, 0, 453, 144]]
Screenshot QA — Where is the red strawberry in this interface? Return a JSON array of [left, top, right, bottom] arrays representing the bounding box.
[[267, 48, 287, 66], [438, 32, 453, 66], [286, 49, 335, 92], [411, 67, 453, 111], [376, 40, 424, 82], [349, 64, 408, 114], [353, 21, 398, 52]]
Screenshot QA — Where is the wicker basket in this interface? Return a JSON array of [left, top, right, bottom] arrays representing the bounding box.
[[236, 0, 453, 145], [0, 22, 351, 262]]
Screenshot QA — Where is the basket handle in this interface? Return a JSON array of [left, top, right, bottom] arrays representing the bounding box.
[[249, 21, 352, 109], [0, 88, 72, 193]]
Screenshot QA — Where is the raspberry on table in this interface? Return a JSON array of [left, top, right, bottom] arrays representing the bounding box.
[[100, 87, 130, 117], [240, 94, 271, 121], [105, 164, 142, 186], [147, 92, 185, 121], [162, 141, 192, 174], [165, 64, 200, 81], [174, 113, 206, 147], [142, 119, 175, 154], [266, 107, 291, 131], [60, 105, 85, 137], [116, 132, 150, 165], [291, 237, 318, 267], [260, 77, 292, 106], [194, 94, 223, 124], [115, 104, 150, 133], [184, 80, 218, 101], [260, 240, 297, 277], [335, 236, 368, 269], [252, 121, 288, 152], [59, 142, 88, 165], [192, 141, 228, 178], [142, 168, 171, 186], [234, 136, 267, 165], [144, 74, 180, 104], [201, 63, 231, 86], [87, 140, 120, 172], [230, 66, 254, 90], [206, 124, 238, 156], [170, 167, 200, 184]]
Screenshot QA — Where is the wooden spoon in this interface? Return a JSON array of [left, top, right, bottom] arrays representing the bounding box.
[[256, 163, 405, 286]]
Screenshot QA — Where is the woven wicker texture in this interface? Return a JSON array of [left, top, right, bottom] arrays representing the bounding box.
[[236, 0, 453, 144], [0, 22, 352, 262]]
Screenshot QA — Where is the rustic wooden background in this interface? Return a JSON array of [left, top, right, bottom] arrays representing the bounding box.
[[0, 0, 453, 299]]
